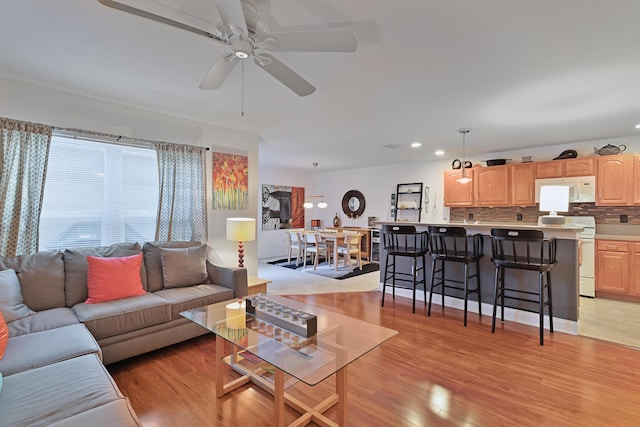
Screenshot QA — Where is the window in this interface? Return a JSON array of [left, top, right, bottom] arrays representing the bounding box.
[[39, 135, 159, 250]]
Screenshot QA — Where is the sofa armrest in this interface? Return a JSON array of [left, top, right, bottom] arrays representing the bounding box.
[[206, 261, 248, 297]]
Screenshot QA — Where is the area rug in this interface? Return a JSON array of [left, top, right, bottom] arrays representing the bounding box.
[[267, 258, 379, 280]]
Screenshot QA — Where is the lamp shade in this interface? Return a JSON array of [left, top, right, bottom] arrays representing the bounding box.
[[539, 186, 569, 225], [226, 218, 256, 242], [539, 186, 569, 213]]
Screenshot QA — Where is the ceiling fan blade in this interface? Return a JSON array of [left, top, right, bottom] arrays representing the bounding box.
[[199, 54, 239, 90], [255, 29, 357, 52], [254, 54, 316, 97], [212, 0, 248, 36], [97, 0, 222, 42]]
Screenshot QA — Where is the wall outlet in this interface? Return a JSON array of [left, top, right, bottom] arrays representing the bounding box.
[[468, 213, 474, 220], [517, 213, 523, 221], [620, 214, 628, 223]]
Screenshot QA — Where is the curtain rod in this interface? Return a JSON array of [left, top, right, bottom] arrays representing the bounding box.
[[54, 127, 209, 150]]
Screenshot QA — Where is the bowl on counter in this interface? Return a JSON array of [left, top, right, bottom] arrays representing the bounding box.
[[482, 159, 509, 166]]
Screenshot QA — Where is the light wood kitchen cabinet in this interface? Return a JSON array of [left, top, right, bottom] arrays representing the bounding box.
[[536, 161, 564, 178], [634, 243, 640, 296], [564, 158, 596, 176], [596, 155, 634, 206], [634, 155, 640, 205], [596, 240, 630, 294], [474, 165, 511, 206], [444, 169, 475, 207], [511, 163, 536, 206]]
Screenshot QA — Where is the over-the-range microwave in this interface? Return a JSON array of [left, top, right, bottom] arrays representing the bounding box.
[[535, 176, 596, 203]]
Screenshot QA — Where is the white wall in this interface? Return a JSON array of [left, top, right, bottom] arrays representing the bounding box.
[[259, 134, 640, 259], [0, 77, 261, 275]]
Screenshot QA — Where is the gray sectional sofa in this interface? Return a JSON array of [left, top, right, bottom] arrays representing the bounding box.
[[0, 240, 247, 426]]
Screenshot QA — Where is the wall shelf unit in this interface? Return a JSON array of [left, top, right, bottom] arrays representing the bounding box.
[[395, 182, 423, 222]]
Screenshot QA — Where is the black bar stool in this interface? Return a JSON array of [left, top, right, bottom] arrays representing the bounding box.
[[490, 228, 557, 345], [427, 226, 484, 326], [381, 225, 429, 313]]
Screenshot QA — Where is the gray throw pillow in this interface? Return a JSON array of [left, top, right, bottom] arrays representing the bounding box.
[[0, 269, 36, 322], [160, 245, 208, 288]]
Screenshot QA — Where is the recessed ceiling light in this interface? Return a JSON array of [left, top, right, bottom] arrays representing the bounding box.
[[411, 142, 422, 148], [635, 123, 640, 129], [435, 150, 445, 156], [382, 144, 403, 149]]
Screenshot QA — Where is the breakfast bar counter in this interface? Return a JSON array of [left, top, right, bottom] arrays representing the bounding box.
[[374, 221, 584, 325]]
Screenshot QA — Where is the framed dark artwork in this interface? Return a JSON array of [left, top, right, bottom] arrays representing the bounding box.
[[262, 184, 305, 230]]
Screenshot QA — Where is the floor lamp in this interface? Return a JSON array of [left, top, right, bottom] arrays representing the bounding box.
[[226, 218, 256, 268]]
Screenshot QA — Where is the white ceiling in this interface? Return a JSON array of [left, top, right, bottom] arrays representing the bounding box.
[[1, 0, 639, 171]]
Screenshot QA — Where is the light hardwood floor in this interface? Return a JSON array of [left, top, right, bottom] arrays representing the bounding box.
[[109, 291, 640, 426]]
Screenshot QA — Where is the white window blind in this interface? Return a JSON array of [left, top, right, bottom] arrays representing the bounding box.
[[39, 135, 159, 250]]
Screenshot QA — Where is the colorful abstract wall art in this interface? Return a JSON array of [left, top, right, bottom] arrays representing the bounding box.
[[261, 184, 305, 230], [213, 152, 248, 210]]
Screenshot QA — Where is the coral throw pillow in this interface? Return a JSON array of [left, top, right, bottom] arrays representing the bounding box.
[[86, 253, 146, 304], [0, 310, 8, 360]]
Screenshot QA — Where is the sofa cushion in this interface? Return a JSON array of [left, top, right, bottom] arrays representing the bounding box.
[[7, 307, 80, 337], [48, 399, 141, 427], [160, 245, 208, 288], [0, 311, 7, 360], [154, 284, 235, 320], [0, 354, 125, 426], [64, 242, 147, 306], [72, 293, 171, 340], [0, 250, 65, 311], [143, 241, 207, 293], [0, 269, 35, 322], [86, 253, 146, 304], [0, 324, 101, 376]]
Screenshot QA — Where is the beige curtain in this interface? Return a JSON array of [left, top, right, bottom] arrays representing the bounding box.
[[0, 118, 53, 256], [154, 142, 208, 241]]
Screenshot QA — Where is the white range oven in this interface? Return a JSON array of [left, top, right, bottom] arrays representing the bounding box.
[[539, 216, 596, 297]]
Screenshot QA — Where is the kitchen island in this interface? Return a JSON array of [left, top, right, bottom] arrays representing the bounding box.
[[375, 221, 584, 331]]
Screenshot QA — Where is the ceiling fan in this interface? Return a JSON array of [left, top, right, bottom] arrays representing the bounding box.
[[97, 0, 357, 96]]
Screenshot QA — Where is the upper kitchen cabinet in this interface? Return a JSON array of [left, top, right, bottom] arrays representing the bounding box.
[[474, 165, 511, 206], [511, 163, 536, 206], [596, 155, 634, 206], [564, 158, 596, 177], [634, 155, 640, 205], [444, 169, 474, 206], [536, 161, 564, 178]]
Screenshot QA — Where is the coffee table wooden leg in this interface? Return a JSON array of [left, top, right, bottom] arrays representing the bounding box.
[[336, 366, 347, 426], [215, 337, 224, 398], [274, 368, 285, 427]]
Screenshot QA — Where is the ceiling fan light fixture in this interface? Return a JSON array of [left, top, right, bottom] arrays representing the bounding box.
[[231, 37, 252, 59]]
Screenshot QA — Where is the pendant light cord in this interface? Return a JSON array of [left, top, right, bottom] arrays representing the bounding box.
[[241, 59, 245, 117]]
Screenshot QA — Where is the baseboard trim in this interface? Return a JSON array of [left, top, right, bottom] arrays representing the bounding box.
[[379, 283, 578, 335]]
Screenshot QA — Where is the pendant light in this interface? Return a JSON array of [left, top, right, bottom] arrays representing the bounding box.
[[304, 162, 328, 208], [456, 128, 472, 184]]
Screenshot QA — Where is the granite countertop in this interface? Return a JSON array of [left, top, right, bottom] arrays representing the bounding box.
[[596, 224, 640, 241]]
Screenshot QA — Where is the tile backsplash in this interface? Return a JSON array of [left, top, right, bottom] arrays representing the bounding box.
[[450, 204, 640, 225]]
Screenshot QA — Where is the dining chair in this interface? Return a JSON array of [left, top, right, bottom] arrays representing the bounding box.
[[286, 230, 305, 266], [336, 232, 362, 271], [304, 232, 331, 269]]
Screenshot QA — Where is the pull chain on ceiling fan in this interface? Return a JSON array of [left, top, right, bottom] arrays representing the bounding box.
[[97, 0, 357, 97]]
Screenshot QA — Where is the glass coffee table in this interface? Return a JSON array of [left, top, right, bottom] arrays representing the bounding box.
[[181, 294, 397, 427]]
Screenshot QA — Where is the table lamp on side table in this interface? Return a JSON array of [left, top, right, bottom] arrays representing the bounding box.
[[226, 217, 256, 268]]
